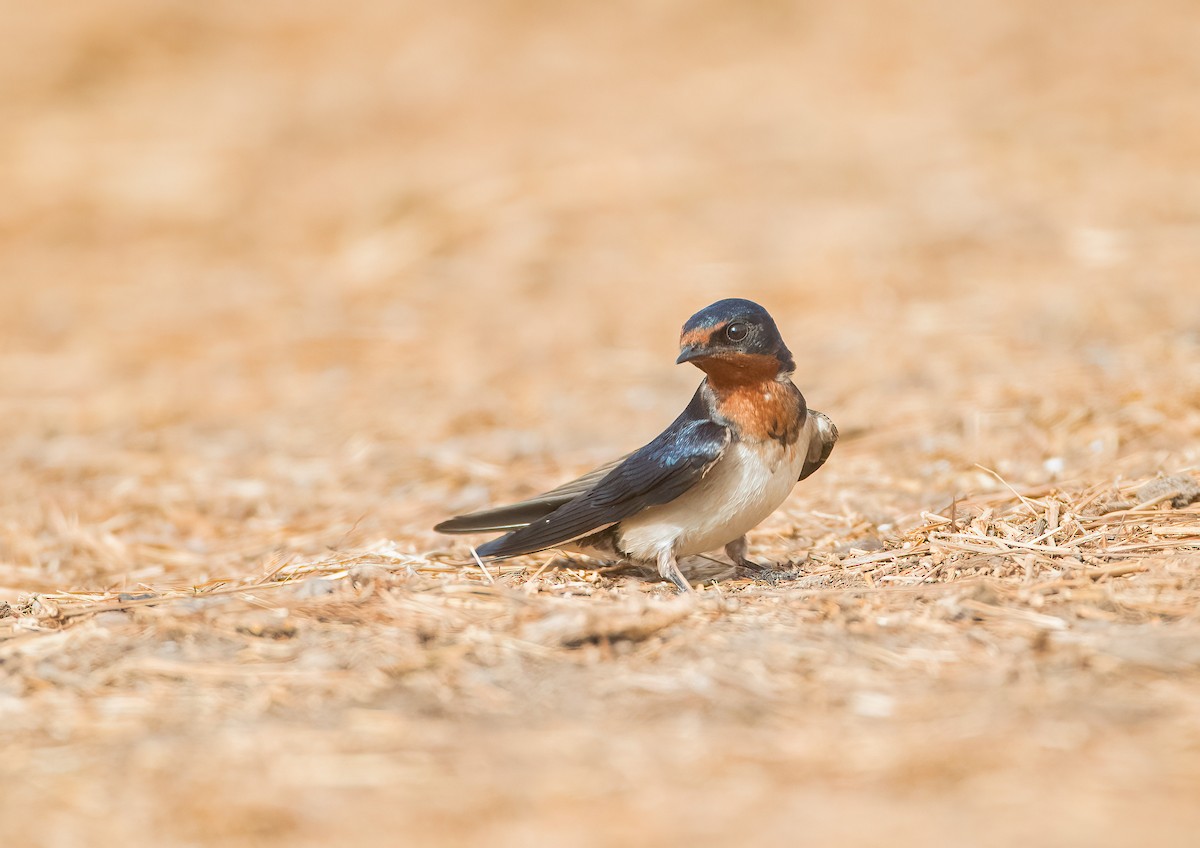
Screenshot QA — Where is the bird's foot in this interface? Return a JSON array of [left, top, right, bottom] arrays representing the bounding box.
[[725, 536, 769, 577], [733, 559, 770, 576], [656, 550, 694, 594]]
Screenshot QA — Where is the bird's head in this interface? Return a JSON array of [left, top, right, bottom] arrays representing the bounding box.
[[676, 298, 795, 380]]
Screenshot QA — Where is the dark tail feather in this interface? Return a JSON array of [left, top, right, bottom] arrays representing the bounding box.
[[433, 500, 562, 535], [433, 455, 627, 535], [474, 532, 520, 559]]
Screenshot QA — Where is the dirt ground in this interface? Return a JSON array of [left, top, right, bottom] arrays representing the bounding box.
[[2, 1, 1200, 845]]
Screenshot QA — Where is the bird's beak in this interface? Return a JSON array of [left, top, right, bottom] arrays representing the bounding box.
[[676, 344, 705, 365]]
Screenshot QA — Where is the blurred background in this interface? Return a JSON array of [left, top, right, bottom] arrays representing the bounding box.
[[2, 0, 1199, 844]]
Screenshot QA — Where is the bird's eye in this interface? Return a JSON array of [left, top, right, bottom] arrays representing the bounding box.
[[725, 322, 748, 342]]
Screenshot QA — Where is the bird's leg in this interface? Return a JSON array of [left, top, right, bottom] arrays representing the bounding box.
[[656, 549, 693, 594], [725, 535, 768, 573]]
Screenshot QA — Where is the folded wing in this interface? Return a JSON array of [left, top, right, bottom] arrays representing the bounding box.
[[473, 417, 731, 559], [798, 409, 838, 481], [433, 455, 627, 534]]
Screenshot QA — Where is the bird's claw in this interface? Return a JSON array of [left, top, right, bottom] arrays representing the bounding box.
[[733, 559, 770, 575]]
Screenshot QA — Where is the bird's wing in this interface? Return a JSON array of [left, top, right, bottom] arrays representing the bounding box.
[[798, 409, 838, 481], [474, 415, 731, 559], [433, 454, 628, 534]]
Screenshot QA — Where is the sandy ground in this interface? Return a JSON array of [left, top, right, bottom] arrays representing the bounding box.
[[2, 1, 1200, 845]]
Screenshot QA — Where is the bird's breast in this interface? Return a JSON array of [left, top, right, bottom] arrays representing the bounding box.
[[615, 438, 806, 561]]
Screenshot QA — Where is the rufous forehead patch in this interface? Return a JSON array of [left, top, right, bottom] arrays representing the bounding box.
[[679, 325, 723, 348]]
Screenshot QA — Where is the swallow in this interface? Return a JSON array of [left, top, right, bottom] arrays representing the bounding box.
[[434, 298, 838, 592]]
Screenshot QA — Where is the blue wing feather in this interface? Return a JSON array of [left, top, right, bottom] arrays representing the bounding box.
[[475, 392, 729, 559]]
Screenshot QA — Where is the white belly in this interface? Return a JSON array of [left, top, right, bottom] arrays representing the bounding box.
[[615, 439, 804, 562]]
